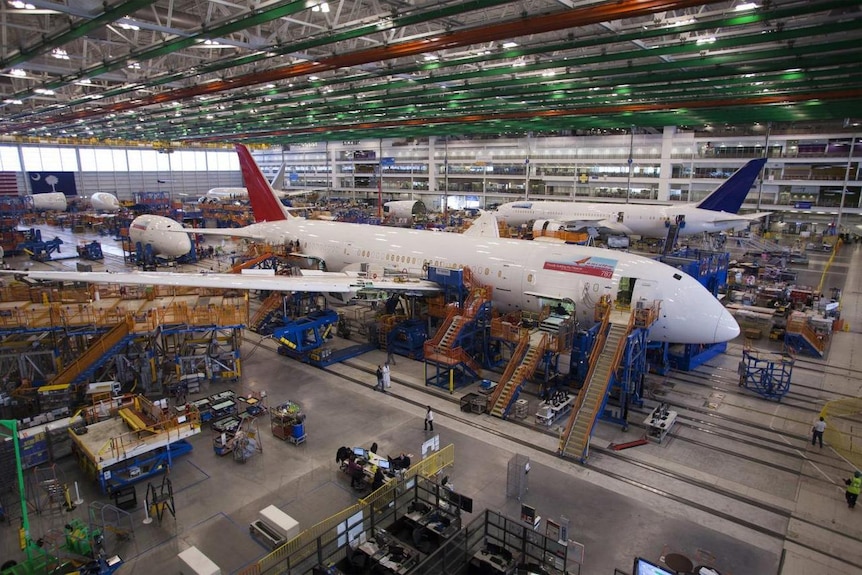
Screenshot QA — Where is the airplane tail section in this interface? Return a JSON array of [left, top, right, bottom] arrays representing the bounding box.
[[270, 163, 286, 190], [236, 144, 290, 222], [696, 158, 767, 213]]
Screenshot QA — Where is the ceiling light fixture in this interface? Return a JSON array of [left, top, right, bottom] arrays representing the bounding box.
[[502, 41, 518, 48], [735, 2, 758, 11], [10, 69, 26, 77], [51, 48, 69, 60], [34, 88, 55, 95]]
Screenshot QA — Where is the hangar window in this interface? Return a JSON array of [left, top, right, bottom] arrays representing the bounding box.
[[527, 273, 533, 283]]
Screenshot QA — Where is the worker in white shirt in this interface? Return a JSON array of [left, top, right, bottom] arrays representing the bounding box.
[[811, 416, 826, 448]]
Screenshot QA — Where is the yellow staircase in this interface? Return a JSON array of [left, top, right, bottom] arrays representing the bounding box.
[[249, 292, 283, 332], [51, 318, 132, 387], [559, 307, 634, 462], [488, 331, 548, 418]]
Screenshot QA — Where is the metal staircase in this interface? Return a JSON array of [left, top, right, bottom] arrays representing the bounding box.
[[559, 304, 634, 462], [488, 332, 548, 419], [662, 223, 680, 255], [249, 292, 284, 334], [423, 268, 491, 380], [784, 313, 827, 357], [51, 318, 133, 387]]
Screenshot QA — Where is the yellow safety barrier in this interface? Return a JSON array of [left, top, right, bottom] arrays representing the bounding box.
[[822, 398, 862, 470], [243, 444, 455, 575]]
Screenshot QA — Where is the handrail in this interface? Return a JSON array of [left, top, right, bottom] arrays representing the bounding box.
[[786, 315, 827, 352], [488, 335, 529, 407], [246, 444, 456, 575], [51, 318, 133, 386], [578, 314, 635, 450], [559, 303, 611, 447]]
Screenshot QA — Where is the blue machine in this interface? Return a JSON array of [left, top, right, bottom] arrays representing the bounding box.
[[17, 229, 70, 262], [275, 309, 340, 359], [77, 240, 104, 260], [387, 319, 428, 360]]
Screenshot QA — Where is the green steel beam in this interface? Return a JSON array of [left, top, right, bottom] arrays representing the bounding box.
[[0, 0, 157, 70]]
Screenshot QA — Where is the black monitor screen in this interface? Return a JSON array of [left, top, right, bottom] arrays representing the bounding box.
[[633, 557, 675, 575]]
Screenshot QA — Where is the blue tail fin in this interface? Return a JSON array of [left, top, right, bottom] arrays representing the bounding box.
[[696, 158, 767, 213]]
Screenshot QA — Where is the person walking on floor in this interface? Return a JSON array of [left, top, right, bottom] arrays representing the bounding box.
[[812, 416, 826, 448], [375, 365, 383, 391], [845, 471, 862, 509], [382, 362, 391, 391], [424, 406, 434, 432]]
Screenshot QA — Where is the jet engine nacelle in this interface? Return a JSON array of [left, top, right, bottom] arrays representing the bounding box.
[[128, 214, 191, 258], [28, 192, 67, 212], [90, 192, 121, 212]]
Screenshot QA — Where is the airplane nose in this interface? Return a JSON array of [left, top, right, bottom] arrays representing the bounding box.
[[177, 234, 191, 256], [714, 306, 740, 343]]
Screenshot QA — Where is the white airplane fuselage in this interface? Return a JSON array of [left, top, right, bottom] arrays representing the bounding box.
[[234, 217, 737, 344], [28, 192, 67, 212], [90, 192, 121, 212], [496, 201, 751, 237], [128, 214, 192, 258]]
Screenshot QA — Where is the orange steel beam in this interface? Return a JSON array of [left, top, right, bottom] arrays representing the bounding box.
[[15, 0, 724, 130]]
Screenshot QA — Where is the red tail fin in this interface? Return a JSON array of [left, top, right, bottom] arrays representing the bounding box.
[[236, 144, 288, 222]]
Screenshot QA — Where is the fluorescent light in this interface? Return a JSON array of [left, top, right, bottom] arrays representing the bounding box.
[[735, 3, 758, 11], [423, 54, 439, 61], [52, 48, 69, 60], [4, 99, 23, 105], [502, 41, 518, 48], [696, 37, 716, 45], [34, 88, 55, 95], [10, 69, 26, 77]]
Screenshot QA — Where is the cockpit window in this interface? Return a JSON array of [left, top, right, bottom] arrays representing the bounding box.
[[673, 273, 682, 280]]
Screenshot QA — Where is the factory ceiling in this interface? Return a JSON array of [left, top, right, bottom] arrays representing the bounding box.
[[1, 0, 861, 146]]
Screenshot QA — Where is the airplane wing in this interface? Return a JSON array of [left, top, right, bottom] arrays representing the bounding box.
[[552, 217, 635, 236], [0, 269, 442, 294], [708, 211, 772, 224], [172, 227, 270, 241]]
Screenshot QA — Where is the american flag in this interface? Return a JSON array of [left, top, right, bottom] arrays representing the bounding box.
[[0, 172, 18, 196]]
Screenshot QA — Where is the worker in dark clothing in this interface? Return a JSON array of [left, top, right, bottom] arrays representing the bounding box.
[[375, 365, 384, 391], [845, 471, 862, 509], [389, 453, 411, 470], [371, 467, 385, 491], [369, 442, 378, 455], [346, 454, 364, 489]]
